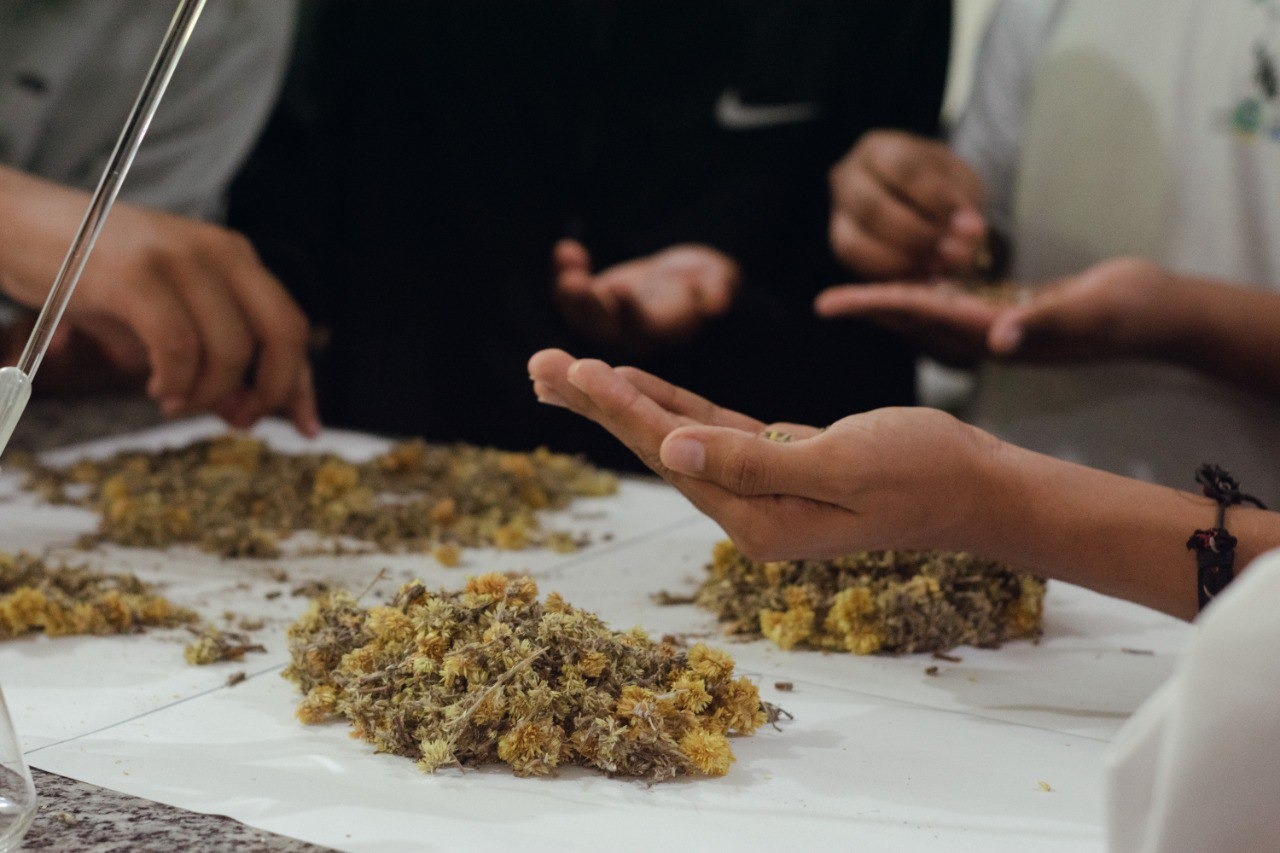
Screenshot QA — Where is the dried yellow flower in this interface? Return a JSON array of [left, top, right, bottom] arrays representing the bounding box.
[[25, 436, 618, 559], [0, 552, 194, 640], [284, 577, 768, 781], [700, 542, 1045, 655]]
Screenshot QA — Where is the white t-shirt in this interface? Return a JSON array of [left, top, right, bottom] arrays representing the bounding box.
[[953, 0, 1280, 506], [1107, 548, 1280, 851]]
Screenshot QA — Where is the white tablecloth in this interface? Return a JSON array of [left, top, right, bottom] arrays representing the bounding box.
[[0, 418, 1189, 852]]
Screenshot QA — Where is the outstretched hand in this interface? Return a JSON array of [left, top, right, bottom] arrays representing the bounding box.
[[815, 257, 1185, 366], [528, 349, 1003, 560], [553, 240, 739, 352]]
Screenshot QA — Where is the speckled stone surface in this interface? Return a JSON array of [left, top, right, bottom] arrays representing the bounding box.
[[21, 769, 333, 852], [12, 396, 330, 852]]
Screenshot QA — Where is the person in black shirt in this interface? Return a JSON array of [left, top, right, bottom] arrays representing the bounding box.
[[231, 1, 951, 469]]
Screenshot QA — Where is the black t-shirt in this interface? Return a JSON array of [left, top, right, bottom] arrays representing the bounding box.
[[231, 0, 951, 469]]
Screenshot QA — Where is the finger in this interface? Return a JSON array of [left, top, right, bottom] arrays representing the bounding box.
[[834, 166, 945, 254], [814, 282, 998, 328], [214, 238, 311, 425], [613, 365, 764, 431], [564, 358, 686, 474], [553, 238, 592, 278], [861, 144, 971, 222], [121, 280, 202, 414], [628, 275, 701, 337], [285, 361, 321, 437], [829, 213, 921, 279], [553, 239, 595, 298], [173, 269, 255, 412], [659, 424, 846, 504]]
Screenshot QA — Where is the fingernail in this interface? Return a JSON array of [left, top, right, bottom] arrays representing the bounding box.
[[662, 436, 705, 474], [306, 415, 322, 437], [536, 388, 567, 408], [160, 397, 185, 418], [951, 208, 984, 234], [992, 325, 1023, 353]]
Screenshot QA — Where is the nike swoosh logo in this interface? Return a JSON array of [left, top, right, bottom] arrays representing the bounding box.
[[714, 88, 820, 130]]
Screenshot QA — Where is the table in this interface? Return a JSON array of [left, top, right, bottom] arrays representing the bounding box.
[[1, 417, 1189, 852]]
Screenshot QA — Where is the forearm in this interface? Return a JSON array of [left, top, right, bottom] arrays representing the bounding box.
[[974, 440, 1280, 620], [0, 166, 83, 304], [1161, 275, 1280, 400]]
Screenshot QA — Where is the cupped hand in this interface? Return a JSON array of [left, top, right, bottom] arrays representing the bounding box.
[[829, 130, 987, 279], [528, 349, 1003, 561], [815, 257, 1185, 366], [0, 167, 319, 436], [553, 240, 740, 352]]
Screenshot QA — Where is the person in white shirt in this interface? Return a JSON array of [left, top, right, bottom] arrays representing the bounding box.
[[0, 0, 316, 435], [818, 0, 1280, 507]]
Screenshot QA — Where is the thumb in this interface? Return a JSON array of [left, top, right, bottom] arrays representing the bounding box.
[[660, 425, 835, 501], [554, 239, 592, 280]]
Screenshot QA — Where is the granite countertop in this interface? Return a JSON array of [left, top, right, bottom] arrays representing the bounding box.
[[13, 394, 329, 851], [24, 769, 331, 852]]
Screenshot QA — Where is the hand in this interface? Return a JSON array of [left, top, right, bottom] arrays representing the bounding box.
[[0, 167, 319, 436], [814, 257, 1186, 366], [528, 348, 1003, 561], [553, 240, 740, 351], [829, 130, 987, 279]]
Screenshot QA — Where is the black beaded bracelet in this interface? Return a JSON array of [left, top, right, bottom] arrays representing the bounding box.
[[1186, 464, 1266, 612]]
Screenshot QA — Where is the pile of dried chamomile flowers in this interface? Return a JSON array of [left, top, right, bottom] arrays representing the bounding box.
[[0, 551, 194, 639], [697, 541, 1044, 655], [284, 573, 768, 781], [25, 435, 617, 558]]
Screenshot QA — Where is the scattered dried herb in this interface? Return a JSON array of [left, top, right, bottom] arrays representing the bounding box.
[[932, 651, 963, 663], [0, 551, 194, 639], [25, 435, 618, 559], [284, 573, 768, 781], [696, 541, 1045, 655], [773, 681, 794, 692], [227, 671, 247, 687], [651, 590, 697, 606], [184, 626, 266, 665], [924, 665, 939, 677]]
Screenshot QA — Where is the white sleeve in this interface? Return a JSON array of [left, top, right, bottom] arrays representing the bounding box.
[[1106, 549, 1280, 852], [120, 0, 297, 222], [950, 0, 1063, 234]]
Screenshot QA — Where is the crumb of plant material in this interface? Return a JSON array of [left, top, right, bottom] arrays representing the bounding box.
[[932, 651, 963, 663], [651, 590, 697, 606], [1037, 780, 1052, 792], [697, 541, 1045, 655], [265, 590, 282, 601], [24, 435, 618, 558], [1121, 647, 1154, 656], [291, 580, 332, 599], [433, 543, 461, 567], [283, 573, 768, 781], [237, 617, 265, 631], [924, 665, 939, 677], [0, 551, 194, 639], [773, 681, 794, 692], [184, 626, 266, 665], [227, 671, 247, 687], [53, 811, 77, 826]]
